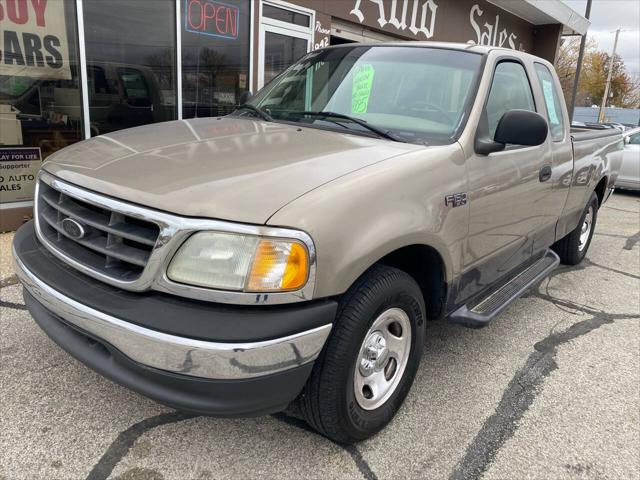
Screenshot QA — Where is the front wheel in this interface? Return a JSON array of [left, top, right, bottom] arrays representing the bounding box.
[[299, 265, 426, 444], [553, 191, 599, 265]]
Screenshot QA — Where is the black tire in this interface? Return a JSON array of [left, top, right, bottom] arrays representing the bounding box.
[[299, 265, 426, 444], [552, 191, 599, 265]]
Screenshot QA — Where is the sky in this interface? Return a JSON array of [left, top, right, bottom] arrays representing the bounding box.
[[562, 0, 640, 79]]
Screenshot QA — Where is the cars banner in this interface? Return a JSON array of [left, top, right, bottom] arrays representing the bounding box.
[[0, 0, 72, 80]]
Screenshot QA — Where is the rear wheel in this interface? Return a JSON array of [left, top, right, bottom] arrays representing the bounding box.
[[299, 265, 426, 444], [553, 191, 599, 265]]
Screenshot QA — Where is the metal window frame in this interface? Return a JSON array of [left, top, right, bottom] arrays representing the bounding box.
[[75, 0, 256, 134], [258, 0, 315, 90], [75, 0, 90, 139], [261, 0, 314, 33], [176, 0, 183, 120]]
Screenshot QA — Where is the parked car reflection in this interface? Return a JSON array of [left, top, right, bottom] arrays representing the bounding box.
[[616, 127, 640, 191], [87, 62, 175, 135]]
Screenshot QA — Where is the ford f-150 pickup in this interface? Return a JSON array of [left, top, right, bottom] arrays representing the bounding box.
[[13, 43, 623, 443]]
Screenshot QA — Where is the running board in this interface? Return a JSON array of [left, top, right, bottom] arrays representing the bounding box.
[[449, 250, 560, 328]]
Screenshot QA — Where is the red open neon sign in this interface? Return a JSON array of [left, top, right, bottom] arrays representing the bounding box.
[[185, 0, 239, 39]]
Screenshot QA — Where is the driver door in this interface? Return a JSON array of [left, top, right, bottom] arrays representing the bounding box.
[[459, 59, 551, 302]]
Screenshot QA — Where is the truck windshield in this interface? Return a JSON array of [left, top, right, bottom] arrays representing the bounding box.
[[248, 46, 483, 145]]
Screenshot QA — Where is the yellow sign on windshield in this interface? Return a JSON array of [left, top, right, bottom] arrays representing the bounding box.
[[351, 64, 375, 114]]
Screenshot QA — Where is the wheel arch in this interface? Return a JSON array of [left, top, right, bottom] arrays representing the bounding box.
[[374, 244, 448, 321], [594, 175, 608, 207]]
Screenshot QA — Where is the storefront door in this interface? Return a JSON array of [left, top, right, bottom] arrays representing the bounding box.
[[258, 1, 314, 89]]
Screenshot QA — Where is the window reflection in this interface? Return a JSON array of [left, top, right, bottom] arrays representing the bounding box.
[[83, 0, 177, 135], [263, 5, 310, 27], [181, 0, 251, 118], [264, 32, 308, 85], [0, 0, 83, 205], [485, 62, 536, 138]]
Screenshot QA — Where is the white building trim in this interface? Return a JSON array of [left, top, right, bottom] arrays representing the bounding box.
[[75, 0, 91, 139], [176, 0, 183, 120], [488, 0, 590, 35]]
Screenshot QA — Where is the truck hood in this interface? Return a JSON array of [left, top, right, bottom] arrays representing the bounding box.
[[43, 117, 418, 224]]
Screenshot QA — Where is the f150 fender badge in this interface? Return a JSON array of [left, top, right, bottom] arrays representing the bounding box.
[[445, 193, 467, 208]]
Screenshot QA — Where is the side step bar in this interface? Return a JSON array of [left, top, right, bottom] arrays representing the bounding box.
[[449, 250, 560, 328]]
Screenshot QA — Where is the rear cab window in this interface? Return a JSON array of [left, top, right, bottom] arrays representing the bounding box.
[[534, 63, 566, 142]]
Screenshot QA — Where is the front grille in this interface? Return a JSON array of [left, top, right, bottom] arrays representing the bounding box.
[[36, 180, 160, 282]]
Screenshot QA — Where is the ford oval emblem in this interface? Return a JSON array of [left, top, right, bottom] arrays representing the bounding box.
[[61, 218, 86, 240]]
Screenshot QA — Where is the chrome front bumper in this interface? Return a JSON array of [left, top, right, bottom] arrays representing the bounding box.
[[14, 250, 332, 381]]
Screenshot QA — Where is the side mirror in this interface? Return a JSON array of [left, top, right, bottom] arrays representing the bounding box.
[[476, 109, 548, 155], [239, 90, 253, 105], [494, 109, 548, 146], [624, 136, 631, 145]]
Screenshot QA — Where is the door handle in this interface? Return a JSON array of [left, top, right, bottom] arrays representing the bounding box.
[[539, 165, 552, 182]]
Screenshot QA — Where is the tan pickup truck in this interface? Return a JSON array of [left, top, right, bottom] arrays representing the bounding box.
[[13, 43, 623, 443]]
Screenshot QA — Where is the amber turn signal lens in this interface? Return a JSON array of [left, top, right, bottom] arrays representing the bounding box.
[[281, 242, 308, 290], [246, 239, 309, 292]]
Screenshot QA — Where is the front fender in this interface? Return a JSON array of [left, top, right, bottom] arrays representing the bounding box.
[[267, 144, 468, 299]]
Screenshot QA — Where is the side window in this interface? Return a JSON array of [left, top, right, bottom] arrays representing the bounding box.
[[629, 133, 640, 145], [118, 69, 151, 106], [534, 63, 566, 141], [88, 66, 113, 95], [485, 62, 535, 138]]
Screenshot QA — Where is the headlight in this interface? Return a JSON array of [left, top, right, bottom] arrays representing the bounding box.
[[167, 231, 310, 292]]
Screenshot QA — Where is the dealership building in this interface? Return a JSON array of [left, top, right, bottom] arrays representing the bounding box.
[[0, 0, 589, 231]]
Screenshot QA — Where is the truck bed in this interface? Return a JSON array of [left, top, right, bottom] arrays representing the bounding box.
[[571, 126, 622, 143]]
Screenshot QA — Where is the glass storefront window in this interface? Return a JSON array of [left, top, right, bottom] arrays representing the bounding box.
[[263, 32, 308, 85], [0, 0, 83, 206], [182, 0, 251, 118], [263, 4, 310, 27], [82, 0, 177, 135]]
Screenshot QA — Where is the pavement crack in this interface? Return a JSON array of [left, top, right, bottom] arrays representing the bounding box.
[[623, 230, 640, 251], [594, 229, 640, 251], [0, 300, 27, 310], [272, 412, 378, 480], [545, 260, 591, 282], [0, 275, 19, 289], [86, 411, 197, 480], [588, 260, 640, 280], [530, 279, 592, 317], [449, 311, 638, 480], [547, 317, 568, 337], [594, 232, 628, 239], [545, 257, 639, 282], [604, 205, 638, 214], [532, 281, 639, 320], [343, 444, 378, 480]]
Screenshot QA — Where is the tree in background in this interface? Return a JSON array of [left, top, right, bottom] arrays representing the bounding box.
[[556, 36, 640, 109]]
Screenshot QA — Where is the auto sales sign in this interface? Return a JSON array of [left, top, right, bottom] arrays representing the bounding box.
[[0, 0, 71, 80]]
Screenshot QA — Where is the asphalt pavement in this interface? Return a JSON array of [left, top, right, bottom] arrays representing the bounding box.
[[1, 191, 638, 480]]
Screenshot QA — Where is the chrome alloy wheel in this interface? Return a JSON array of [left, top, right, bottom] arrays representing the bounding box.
[[578, 205, 594, 252], [354, 308, 412, 410]]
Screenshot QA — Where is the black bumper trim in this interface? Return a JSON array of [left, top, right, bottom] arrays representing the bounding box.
[[25, 290, 314, 416]]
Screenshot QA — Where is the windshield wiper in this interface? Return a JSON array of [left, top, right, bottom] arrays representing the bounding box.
[[290, 111, 407, 142], [235, 104, 273, 122]]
